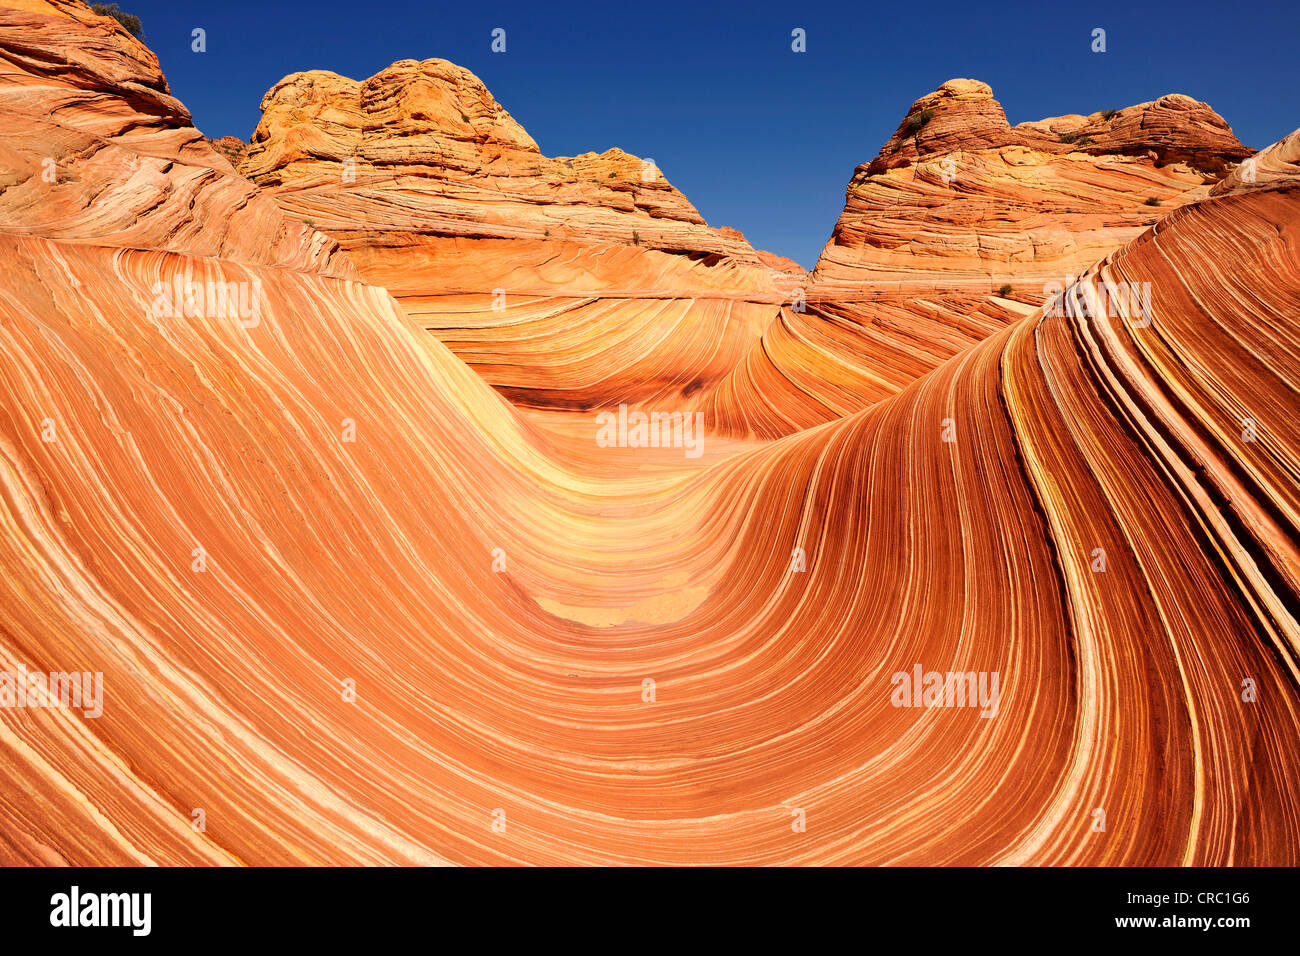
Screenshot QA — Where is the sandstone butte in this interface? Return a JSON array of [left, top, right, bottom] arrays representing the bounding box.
[[1, 0, 1299, 866], [239, 59, 801, 410], [695, 78, 1257, 437]]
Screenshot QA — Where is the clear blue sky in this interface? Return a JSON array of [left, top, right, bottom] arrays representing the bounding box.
[[121, 0, 1298, 268]]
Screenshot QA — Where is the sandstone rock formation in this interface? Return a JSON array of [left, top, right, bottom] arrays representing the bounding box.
[[1, 1, 1298, 866], [0, 0, 353, 276], [875, 79, 1250, 173], [818, 79, 1249, 293], [240, 59, 787, 408], [698, 79, 1255, 438], [717, 224, 808, 296], [207, 135, 248, 168]]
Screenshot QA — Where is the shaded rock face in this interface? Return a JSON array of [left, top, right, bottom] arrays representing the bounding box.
[[240, 59, 787, 409], [697, 78, 1256, 439]]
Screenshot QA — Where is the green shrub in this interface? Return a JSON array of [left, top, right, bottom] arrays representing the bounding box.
[[1144, 197, 1161, 206], [87, 2, 143, 38], [1059, 132, 1080, 144], [1100, 108, 1119, 121], [906, 108, 934, 133], [998, 284, 1012, 296], [632, 231, 640, 245]]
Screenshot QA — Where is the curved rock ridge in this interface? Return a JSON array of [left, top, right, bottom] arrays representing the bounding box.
[[2, 8, 1299, 866], [240, 59, 786, 408], [699, 79, 1255, 438], [4, 135, 1298, 865], [694, 292, 1029, 438], [1212, 128, 1300, 196]]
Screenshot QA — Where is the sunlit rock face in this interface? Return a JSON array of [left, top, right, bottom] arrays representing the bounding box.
[[0, 0, 355, 278], [206, 135, 248, 168], [2, 1, 1299, 866], [698, 79, 1255, 439], [716, 224, 809, 298], [239, 58, 790, 409], [815, 80, 1250, 294]]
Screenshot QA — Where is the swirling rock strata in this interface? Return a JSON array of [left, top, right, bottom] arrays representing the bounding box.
[[1, 2, 1297, 866]]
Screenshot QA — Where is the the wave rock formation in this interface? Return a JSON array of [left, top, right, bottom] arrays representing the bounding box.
[[0, 0, 1296, 865]]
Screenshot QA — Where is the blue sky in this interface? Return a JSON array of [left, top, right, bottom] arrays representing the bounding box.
[[121, 0, 1297, 267]]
